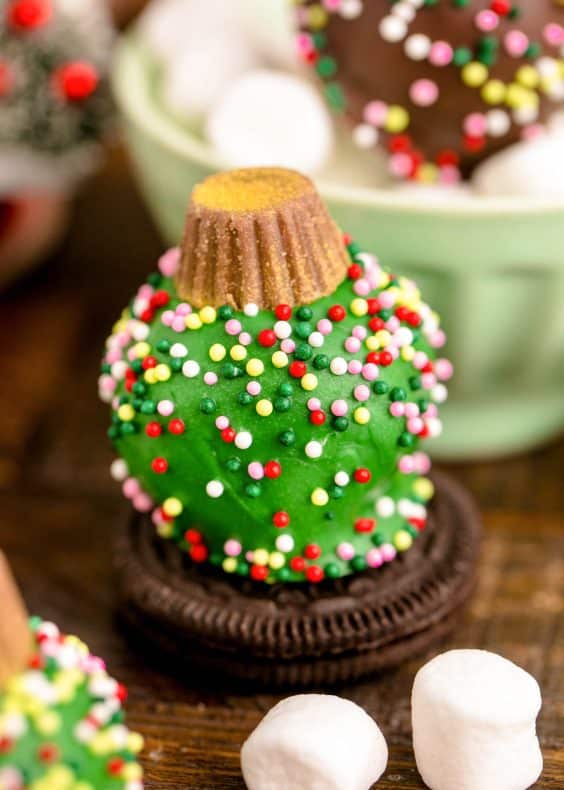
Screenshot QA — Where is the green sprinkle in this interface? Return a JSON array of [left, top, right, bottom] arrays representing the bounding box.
[[296, 306, 313, 321], [313, 354, 330, 370], [140, 400, 156, 414], [200, 397, 216, 414], [390, 387, 407, 402], [274, 396, 292, 413], [245, 483, 262, 498], [295, 343, 313, 361], [279, 429, 296, 447], [120, 422, 136, 436], [453, 47, 472, 67], [147, 272, 162, 287], [373, 380, 389, 395], [329, 484, 344, 499], [324, 563, 341, 579], [351, 556, 367, 572], [218, 305, 234, 320], [157, 339, 171, 353], [278, 382, 293, 397], [295, 322, 312, 340], [238, 391, 253, 406], [398, 432, 415, 448], [409, 376, 421, 391], [236, 561, 250, 576], [316, 55, 337, 78], [131, 359, 143, 374], [277, 567, 292, 582], [225, 457, 241, 472], [132, 381, 147, 396], [325, 81, 345, 111], [171, 358, 183, 372], [333, 416, 349, 432]]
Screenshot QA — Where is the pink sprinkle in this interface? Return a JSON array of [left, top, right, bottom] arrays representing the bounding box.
[[504, 29, 528, 57], [247, 381, 261, 396], [281, 339, 296, 353], [225, 319, 242, 335], [439, 165, 461, 185], [381, 543, 397, 563], [407, 417, 424, 435], [161, 310, 175, 327], [204, 371, 218, 385], [158, 247, 181, 277], [157, 400, 174, 416], [426, 403, 438, 418], [224, 539, 242, 557], [429, 41, 453, 67], [352, 325, 367, 340], [122, 478, 140, 499], [331, 399, 348, 417], [435, 359, 454, 381], [389, 152, 413, 178], [364, 100, 388, 127], [464, 112, 487, 137], [353, 279, 371, 296], [404, 402, 420, 419], [239, 332, 252, 346], [421, 372, 437, 390], [171, 316, 186, 333], [430, 329, 446, 348], [544, 23, 564, 47], [345, 337, 361, 354], [308, 398, 322, 411], [348, 360, 362, 375], [522, 124, 544, 142], [104, 349, 121, 365], [138, 284, 153, 300], [413, 351, 428, 369], [390, 402, 405, 418], [386, 316, 400, 333], [133, 493, 153, 512], [323, 0, 341, 10], [99, 374, 116, 392], [366, 548, 384, 568], [317, 318, 333, 335], [389, 346, 400, 361], [413, 451, 431, 474], [379, 290, 396, 309], [398, 455, 415, 474], [215, 416, 229, 430], [354, 384, 370, 402], [248, 462, 264, 480], [409, 78, 439, 107], [296, 32, 313, 56], [337, 542, 355, 561], [475, 10, 498, 32], [126, 347, 137, 362], [176, 303, 192, 316], [362, 363, 379, 382]]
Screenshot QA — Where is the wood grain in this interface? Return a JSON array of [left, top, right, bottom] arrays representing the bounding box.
[[0, 148, 562, 788]]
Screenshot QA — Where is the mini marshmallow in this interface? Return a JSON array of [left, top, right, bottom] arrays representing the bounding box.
[[241, 694, 388, 790], [412, 650, 543, 790], [206, 70, 334, 175], [472, 131, 564, 197]]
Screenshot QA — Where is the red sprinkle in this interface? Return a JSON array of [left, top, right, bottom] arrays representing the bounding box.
[[142, 356, 157, 369], [221, 427, 236, 443], [305, 565, 324, 583], [309, 409, 326, 426], [258, 329, 277, 348], [328, 305, 346, 322], [150, 290, 170, 308], [367, 298, 381, 315], [275, 304, 292, 320], [304, 544, 321, 560], [368, 317, 385, 332], [54, 61, 99, 102], [185, 529, 202, 545], [290, 556, 306, 573], [146, 422, 162, 438], [7, 0, 52, 30], [289, 360, 307, 378], [354, 468, 372, 484], [190, 544, 208, 563], [264, 460, 282, 479], [151, 457, 168, 474], [168, 418, 185, 435], [354, 518, 375, 533], [272, 511, 290, 528], [250, 564, 269, 582], [347, 263, 363, 280], [379, 351, 393, 366], [107, 757, 125, 777]]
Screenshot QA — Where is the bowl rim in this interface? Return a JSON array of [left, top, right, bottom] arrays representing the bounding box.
[[113, 31, 564, 219]]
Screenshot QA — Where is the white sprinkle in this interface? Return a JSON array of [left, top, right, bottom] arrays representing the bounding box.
[[275, 534, 294, 553], [305, 440, 323, 459], [379, 14, 407, 43], [206, 480, 224, 498], [334, 471, 350, 487], [274, 320, 292, 339], [182, 360, 200, 378], [376, 496, 396, 518], [353, 123, 378, 149], [170, 342, 188, 358], [244, 303, 259, 317], [110, 458, 129, 482], [330, 357, 348, 375], [404, 33, 431, 61], [235, 431, 253, 450]]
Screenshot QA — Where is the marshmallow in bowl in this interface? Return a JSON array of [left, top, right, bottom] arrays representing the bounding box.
[[472, 131, 564, 198], [412, 650, 543, 790], [241, 694, 388, 790], [206, 70, 334, 175]]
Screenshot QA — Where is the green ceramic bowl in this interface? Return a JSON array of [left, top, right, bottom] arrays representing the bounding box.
[[113, 33, 564, 460]]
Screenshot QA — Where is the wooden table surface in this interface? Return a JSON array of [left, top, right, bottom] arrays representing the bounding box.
[[1, 148, 563, 789]]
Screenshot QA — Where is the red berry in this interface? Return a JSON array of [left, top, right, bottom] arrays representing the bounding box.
[[379, 351, 393, 366], [275, 304, 292, 320], [185, 529, 202, 545], [168, 418, 185, 435], [367, 298, 381, 315], [289, 360, 306, 378], [221, 427, 236, 443], [304, 544, 321, 560], [305, 565, 324, 583], [327, 304, 346, 322], [150, 290, 169, 308], [107, 757, 125, 776], [142, 356, 157, 369], [151, 457, 168, 474], [309, 409, 326, 426], [354, 518, 375, 533], [190, 544, 208, 563], [258, 329, 277, 348], [273, 511, 290, 528], [264, 460, 282, 479], [368, 317, 385, 332], [354, 467, 372, 484], [250, 564, 269, 582], [146, 422, 162, 438], [347, 263, 363, 280], [54, 61, 99, 102], [7, 0, 52, 30], [115, 683, 128, 702], [290, 556, 306, 573]]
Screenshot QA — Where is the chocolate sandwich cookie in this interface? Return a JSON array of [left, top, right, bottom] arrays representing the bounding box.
[[116, 470, 480, 687]]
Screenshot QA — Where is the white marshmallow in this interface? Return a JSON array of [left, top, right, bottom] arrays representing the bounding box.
[[206, 70, 334, 175], [472, 131, 564, 198], [241, 694, 388, 790], [239, 0, 297, 69], [412, 650, 543, 790]]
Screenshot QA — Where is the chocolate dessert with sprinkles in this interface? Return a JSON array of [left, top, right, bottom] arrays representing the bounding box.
[[100, 167, 480, 685]]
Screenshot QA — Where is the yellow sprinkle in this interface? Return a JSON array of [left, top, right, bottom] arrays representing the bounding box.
[[35, 711, 61, 735], [365, 336, 379, 352], [247, 358, 265, 377], [209, 343, 226, 362], [350, 298, 368, 317], [505, 83, 536, 108], [481, 79, 506, 104], [256, 399, 273, 417], [75, 783, 95, 790], [414, 477, 434, 501], [269, 552, 285, 570], [155, 363, 171, 382], [385, 105, 409, 133], [271, 351, 289, 368], [133, 342, 150, 359], [308, 4, 328, 29], [375, 329, 391, 347], [230, 344, 247, 361], [462, 62, 488, 87], [117, 404, 135, 422], [90, 732, 113, 755], [157, 522, 174, 538], [185, 314, 203, 330], [401, 346, 415, 362], [311, 488, 329, 506], [416, 163, 438, 184], [378, 272, 390, 288], [394, 530, 413, 552], [122, 763, 143, 780], [144, 368, 158, 384], [354, 407, 371, 425], [223, 557, 238, 573], [516, 65, 540, 89], [199, 306, 217, 324], [301, 373, 318, 391], [163, 497, 183, 517], [254, 549, 270, 566]]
